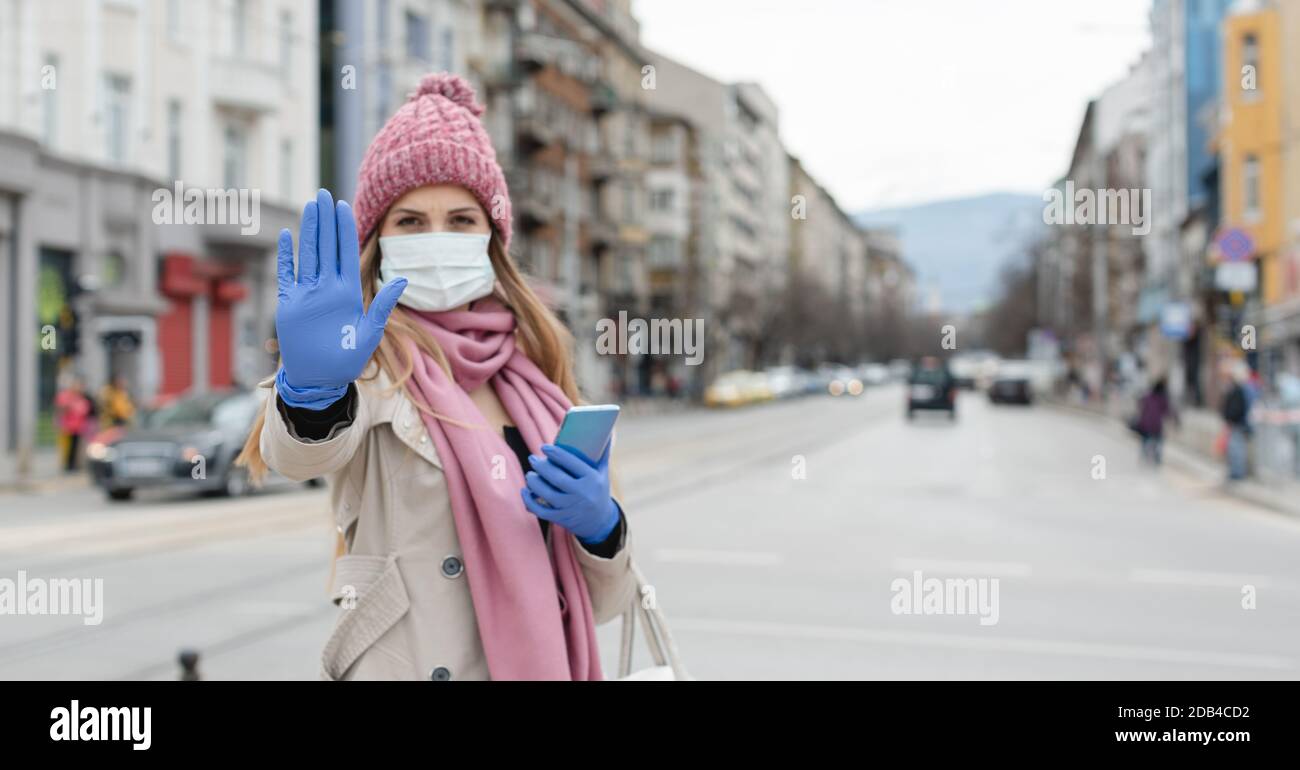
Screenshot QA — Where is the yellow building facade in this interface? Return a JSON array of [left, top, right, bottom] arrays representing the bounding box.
[[1219, 7, 1283, 305]]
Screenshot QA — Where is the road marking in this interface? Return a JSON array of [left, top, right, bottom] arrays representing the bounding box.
[[652, 549, 785, 567], [669, 617, 1295, 671], [891, 558, 1032, 577], [1131, 568, 1275, 588]]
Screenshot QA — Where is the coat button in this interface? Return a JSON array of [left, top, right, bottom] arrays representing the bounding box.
[[419, 434, 427, 443], [430, 666, 451, 681], [403, 419, 411, 429], [441, 556, 464, 578]]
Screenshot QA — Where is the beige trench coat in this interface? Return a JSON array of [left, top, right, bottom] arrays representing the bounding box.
[[257, 370, 637, 681]]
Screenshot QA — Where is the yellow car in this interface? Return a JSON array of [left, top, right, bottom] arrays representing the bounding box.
[[705, 371, 773, 407]]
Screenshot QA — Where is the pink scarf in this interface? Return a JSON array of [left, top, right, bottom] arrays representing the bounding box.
[[402, 297, 602, 680]]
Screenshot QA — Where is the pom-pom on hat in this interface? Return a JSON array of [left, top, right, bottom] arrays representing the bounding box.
[[353, 72, 512, 250]]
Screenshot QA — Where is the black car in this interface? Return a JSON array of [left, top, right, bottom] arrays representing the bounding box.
[[87, 389, 264, 501], [988, 377, 1033, 405], [907, 358, 957, 419]]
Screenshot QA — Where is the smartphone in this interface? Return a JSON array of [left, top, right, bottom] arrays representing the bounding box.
[[554, 405, 620, 466]]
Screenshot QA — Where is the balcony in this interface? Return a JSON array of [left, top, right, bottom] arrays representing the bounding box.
[[210, 57, 282, 113], [514, 32, 601, 83], [507, 170, 561, 230], [590, 81, 617, 117], [587, 150, 617, 184], [515, 115, 557, 154], [587, 216, 618, 250]]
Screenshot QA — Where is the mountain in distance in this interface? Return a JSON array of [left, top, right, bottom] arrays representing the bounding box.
[[856, 192, 1044, 315]]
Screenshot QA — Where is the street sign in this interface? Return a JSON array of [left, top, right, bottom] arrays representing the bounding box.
[[1159, 302, 1192, 340], [1215, 260, 1257, 292], [1215, 227, 1255, 262]]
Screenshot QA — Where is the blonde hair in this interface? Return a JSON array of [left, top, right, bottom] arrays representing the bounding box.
[[235, 224, 581, 483]]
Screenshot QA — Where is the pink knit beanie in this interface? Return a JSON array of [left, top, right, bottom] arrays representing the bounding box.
[[353, 72, 512, 250]]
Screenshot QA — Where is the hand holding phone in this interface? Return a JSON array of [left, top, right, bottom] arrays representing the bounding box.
[[520, 405, 622, 543], [553, 405, 620, 466]]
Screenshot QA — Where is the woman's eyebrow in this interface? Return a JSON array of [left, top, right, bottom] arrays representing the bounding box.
[[447, 206, 480, 216], [391, 207, 426, 217]]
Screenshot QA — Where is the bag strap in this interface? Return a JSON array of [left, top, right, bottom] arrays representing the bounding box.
[[617, 561, 689, 679]]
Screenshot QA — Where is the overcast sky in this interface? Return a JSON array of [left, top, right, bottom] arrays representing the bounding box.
[[633, 0, 1151, 212]]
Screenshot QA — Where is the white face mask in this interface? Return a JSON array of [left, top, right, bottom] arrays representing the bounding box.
[[377, 232, 496, 312]]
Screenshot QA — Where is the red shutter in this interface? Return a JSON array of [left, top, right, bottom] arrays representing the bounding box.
[[157, 296, 192, 397], [209, 300, 233, 389]]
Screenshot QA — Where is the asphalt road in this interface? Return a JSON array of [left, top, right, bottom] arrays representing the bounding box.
[[2, 384, 1298, 680]]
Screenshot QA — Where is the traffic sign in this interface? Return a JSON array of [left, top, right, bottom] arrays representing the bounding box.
[[1215, 227, 1255, 262]]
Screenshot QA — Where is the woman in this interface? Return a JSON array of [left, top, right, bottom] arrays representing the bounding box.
[[1133, 377, 1176, 465], [99, 374, 136, 427], [237, 73, 636, 681], [54, 374, 92, 472]]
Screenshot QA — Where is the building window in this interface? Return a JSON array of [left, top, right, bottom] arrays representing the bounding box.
[[1243, 154, 1260, 219], [280, 138, 293, 200], [652, 132, 677, 164], [102, 251, 127, 289], [104, 74, 131, 164], [166, 0, 181, 41], [650, 188, 674, 212], [280, 10, 293, 80], [223, 124, 248, 189], [648, 238, 680, 268], [406, 11, 430, 61], [622, 181, 638, 224], [1242, 33, 1259, 94], [623, 117, 637, 157], [166, 99, 182, 180], [230, 0, 248, 56], [439, 26, 454, 72], [376, 0, 389, 44], [42, 54, 57, 148]]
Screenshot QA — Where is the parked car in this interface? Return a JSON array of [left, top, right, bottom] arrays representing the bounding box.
[[856, 363, 890, 387], [988, 360, 1035, 405], [765, 366, 810, 399], [87, 389, 266, 501], [887, 359, 912, 382], [907, 356, 957, 419], [823, 365, 863, 396], [704, 370, 774, 407]]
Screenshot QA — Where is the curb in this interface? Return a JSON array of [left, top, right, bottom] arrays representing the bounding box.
[[1043, 398, 1300, 520], [0, 474, 91, 496]]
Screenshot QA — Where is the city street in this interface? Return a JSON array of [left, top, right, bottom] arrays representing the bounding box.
[[2, 385, 1298, 680]]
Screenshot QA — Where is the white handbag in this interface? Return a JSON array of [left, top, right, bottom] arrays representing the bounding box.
[[615, 562, 691, 681]]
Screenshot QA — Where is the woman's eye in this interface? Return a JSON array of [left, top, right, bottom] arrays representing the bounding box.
[[452, 215, 477, 227], [396, 216, 420, 227]]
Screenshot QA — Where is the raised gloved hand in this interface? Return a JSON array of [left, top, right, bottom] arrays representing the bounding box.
[[521, 442, 621, 544], [275, 189, 407, 409]]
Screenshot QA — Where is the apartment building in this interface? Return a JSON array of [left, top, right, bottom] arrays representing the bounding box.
[[0, 0, 317, 472]]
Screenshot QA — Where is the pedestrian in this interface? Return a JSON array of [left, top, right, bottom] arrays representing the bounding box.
[[1133, 377, 1176, 465], [1277, 370, 1300, 477], [98, 374, 136, 427], [1220, 360, 1252, 481], [236, 73, 637, 681], [53, 375, 92, 472]]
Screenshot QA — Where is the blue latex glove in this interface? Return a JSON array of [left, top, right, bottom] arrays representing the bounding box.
[[521, 442, 621, 544], [275, 189, 407, 409]]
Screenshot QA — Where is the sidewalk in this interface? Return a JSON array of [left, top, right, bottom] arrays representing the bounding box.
[[0, 448, 90, 495], [1046, 396, 1300, 520]]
